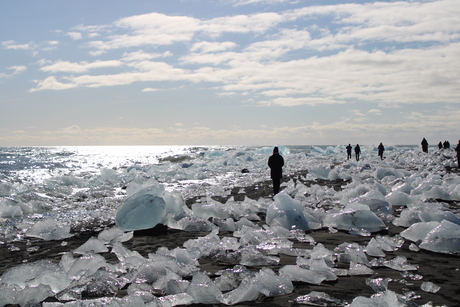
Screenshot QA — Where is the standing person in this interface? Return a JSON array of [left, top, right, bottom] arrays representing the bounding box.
[[421, 138, 428, 153], [438, 141, 443, 150], [354, 144, 361, 161], [346, 144, 352, 160], [456, 140, 460, 168], [268, 146, 284, 195], [378, 142, 385, 160]]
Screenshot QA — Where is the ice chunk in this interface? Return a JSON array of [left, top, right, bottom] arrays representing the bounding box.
[[252, 267, 293, 297], [218, 277, 260, 305], [293, 291, 348, 306], [186, 272, 222, 304], [383, 256, 418, 271], [400, 221, 440, 243], [374, 167, 405, 180], [392, 208, 422, 227], [66, 253, 108, 277], [240, 246, 280, 266], [115, 187, 166, 231], [418, 209, 460, 225], [366, 277, 390, 293], [192, 201, 230, 219], [335, 242, 369, 265], [351, 190, 393, 214], [421, 281, 441, 293], [309, 165, 331, 180], [279, 265, 327, 285], [385, 190, 412, 207], [349, 261, 374, 275], [419, 220, 460, 254], [365, 238, 386, 257], [0, 260, 72, 294], [98, 226, 133, 244], [74, 237, 108, 254], [0, 199, 23, 218], [266, 192, 309, 231], [0, 284, 54, 307], [25, 219, 71, 241], [350, 290, 407, 306], [323, 209, 387, 233]]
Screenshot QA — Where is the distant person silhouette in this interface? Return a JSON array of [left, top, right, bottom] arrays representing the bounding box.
[[456, 140, 460, 168], [438, 141, 443, 150], [443, 140, 450, 149], [378, 142, 385, 160], [421, 138, 428, 153], [354, 144, 361, 161], [268, 146, 284, 195], [346, 144, 352, 160]]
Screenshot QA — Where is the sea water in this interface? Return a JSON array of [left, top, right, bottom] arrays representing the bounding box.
[[1, 144, 459, 306]]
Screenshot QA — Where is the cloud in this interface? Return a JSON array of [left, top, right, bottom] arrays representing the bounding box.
[[27, 0, 460, 109], [2, 40, 35, 50], [368, 109, 381, 115], [67, 32, 83, 40], [39, 60, 122, 73]]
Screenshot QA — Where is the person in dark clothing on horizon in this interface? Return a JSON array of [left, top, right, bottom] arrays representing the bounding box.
[[438, 142, 443, 150], [421, 138, 428, 153], [354, 144, 361, 161], [378, 142, 385, 160], [346, 144, 352, 160], [268, 146, 284, 195], [456, 140, 460, 168]]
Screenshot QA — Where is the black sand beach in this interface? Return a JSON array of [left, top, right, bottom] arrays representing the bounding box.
[[1, 171, 460, 306]]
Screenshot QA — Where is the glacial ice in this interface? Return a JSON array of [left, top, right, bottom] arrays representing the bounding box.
[[323, 208, 387, 234], [421, 281, 441, 293], [73, 236, 109, 254], [116, 183, 186, 231], [419, 219, 460, 254], [266, 192, 310, 231], [25, 219, 71, 241], [252, 267, 293, 297], [1, 145, 460, 306], [0, 260, 72, 293]]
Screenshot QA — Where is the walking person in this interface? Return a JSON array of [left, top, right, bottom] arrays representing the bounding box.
[[268, 146, 284, 195], [378, 142, 385, 160], [346, 144, 352, 160], [421, 138, 428, 153], [456, 140, 460, 168], [354, 144, 361, 161]]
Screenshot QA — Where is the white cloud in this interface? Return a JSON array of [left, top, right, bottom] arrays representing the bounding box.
[[67, 32, 83, 40], [2, 40, 35, 50], [40, 60, 122, 73]]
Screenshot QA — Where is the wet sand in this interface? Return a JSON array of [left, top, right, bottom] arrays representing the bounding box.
[[1, 172, 460, 306]]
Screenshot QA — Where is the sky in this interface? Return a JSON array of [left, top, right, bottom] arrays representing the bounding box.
[[1, 0, 459, 146]]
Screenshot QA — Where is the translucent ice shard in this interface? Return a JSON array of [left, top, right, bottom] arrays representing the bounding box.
[[25, 219, 71, 241], [266, 192, 310, 231], [73, 236, 108, 254], [293, 291, 348, 307], [252, 267, 293, 297], [419, 220, 460, 254], [421, 281, 441, 293]]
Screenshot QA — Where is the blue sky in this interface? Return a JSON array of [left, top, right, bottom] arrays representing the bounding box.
[[1, 0, 459, 146]]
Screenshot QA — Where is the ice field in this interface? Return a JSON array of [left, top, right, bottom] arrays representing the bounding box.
[[0, 144, 459, 306]]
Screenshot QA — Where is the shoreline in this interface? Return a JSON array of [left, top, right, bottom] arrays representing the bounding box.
[[1, 170, 460, 306]]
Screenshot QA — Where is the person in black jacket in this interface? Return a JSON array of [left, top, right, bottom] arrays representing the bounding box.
[[268, 146, 284, 195], [421, 138, 428, 153], [378, 142, 385, 160], [354, 144, 361, 161]]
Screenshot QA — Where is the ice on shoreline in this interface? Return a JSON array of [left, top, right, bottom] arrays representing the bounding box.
[[0, 145, 459, 306]]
